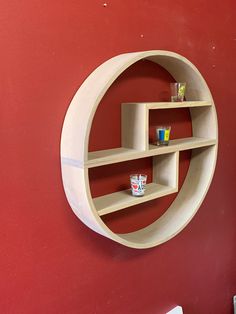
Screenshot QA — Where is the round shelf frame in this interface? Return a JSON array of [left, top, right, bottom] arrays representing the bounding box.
[[60, 50, 218, 249]]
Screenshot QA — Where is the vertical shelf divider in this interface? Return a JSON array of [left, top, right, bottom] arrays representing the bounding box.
[[122, 103, 148, 151], [153, 152, 179, 191]]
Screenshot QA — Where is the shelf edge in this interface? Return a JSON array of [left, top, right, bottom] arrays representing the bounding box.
[[62, 138, 217, 169], [95, 184, 178, 216], [121, 101, 212, 109]]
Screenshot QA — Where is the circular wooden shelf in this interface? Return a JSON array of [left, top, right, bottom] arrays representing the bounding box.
[[60, 50, 218, 249]]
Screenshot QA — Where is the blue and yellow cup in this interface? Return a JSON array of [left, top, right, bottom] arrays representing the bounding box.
[[156, 126, 171, 146]]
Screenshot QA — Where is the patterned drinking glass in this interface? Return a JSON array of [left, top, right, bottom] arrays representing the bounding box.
[[130, 174, 147, 196]]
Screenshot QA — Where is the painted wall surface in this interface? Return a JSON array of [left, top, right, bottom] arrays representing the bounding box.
[[0, 1, 236, 313]]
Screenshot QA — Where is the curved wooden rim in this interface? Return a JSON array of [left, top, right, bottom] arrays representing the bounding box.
[[61, 50, 218, 249]]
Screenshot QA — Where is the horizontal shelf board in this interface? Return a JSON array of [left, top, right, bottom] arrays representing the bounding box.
[[94, 183, 177, 216], [149, 137, 217, 153], [122, 101, 211, 109], [87, 147, 139, 166], [85, 137, 216, 168]]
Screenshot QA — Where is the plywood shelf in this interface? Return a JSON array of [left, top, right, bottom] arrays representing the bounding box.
[[60, 50, 218, 249], [94, 183, 177, 216], [149, 137, 216, 154], [87, 147, 139, 168], [85, 137, 216, 168], [123, 100, 211, 109]]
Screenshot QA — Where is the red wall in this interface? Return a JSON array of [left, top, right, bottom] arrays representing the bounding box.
[[1, 1, 236, 313]]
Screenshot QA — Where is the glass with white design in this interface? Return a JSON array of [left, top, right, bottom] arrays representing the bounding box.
[[130, 174, 147, 197]]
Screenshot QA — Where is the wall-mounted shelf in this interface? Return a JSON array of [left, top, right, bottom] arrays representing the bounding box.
[[94, 151, 179, 216], [124, 100, 211, 109], [82, 137, 216, 168], [95, 183, 177, 216], [60, 50, 218, 249]]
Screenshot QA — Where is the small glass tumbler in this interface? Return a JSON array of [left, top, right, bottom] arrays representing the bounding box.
[[156, 126, 171, 146], [170, 82, 186, 102], [130, 174, 147, 197]]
